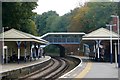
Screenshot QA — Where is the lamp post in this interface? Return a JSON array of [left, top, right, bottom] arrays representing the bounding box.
[[2, 27, 4, 64], [106, 24, 114, 64], [111, 15, 120, 68], [117, 16, 120, 68]]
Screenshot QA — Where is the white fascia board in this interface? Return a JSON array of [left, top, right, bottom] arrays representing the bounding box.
[[82, 37, 118, 40], [40, 32, 85, 38]]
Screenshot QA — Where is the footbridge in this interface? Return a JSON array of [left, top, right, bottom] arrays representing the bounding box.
[[38, 32, 85, 57], [40, 32, 85, 44]]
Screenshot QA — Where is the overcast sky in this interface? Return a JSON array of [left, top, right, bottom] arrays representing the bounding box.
[[33, 0, 89, 16], [33, 0, 119, 16]]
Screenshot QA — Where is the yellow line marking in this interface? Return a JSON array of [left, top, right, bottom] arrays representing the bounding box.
[[75, 62, 92, 79]]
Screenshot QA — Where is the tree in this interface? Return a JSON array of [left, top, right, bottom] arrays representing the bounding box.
[[34, 2, 119, 35], [68, 2, 118, 33], [68, 5, 89, 32], [2, 2, 38, 35], [34, 10, 76, 35], [20, 19, 38, 35], [35, 11, 60, 35]]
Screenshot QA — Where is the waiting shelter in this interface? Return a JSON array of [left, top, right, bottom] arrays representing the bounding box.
[[0, 28, 49, 64], [82, 27, 119, 62]]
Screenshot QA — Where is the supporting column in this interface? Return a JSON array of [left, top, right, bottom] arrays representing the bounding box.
[[30, 42, 33, 61], [114, 43, 118, 67], [94, 42, 97, 60], [3, 47, 5, 64], [6, 47, 8, 63], [116, 15, 120, 68], [17, 41, 21, 64], [38, 44, 40, 59], [110, 25, 113, 64], [24, 42, 27, 62], [34, 43, 37, 60], [98, 41, 100, 61], [2, 28, 5, 64], [36, 44, 39, 59], [96, 40, 101, 61]]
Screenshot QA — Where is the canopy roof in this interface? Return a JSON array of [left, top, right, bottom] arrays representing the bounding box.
[[82, 27, 119, 40], [0, 28, 49, 44]]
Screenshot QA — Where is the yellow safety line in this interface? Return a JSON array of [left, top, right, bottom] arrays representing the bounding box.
[[75, 62, 92, 79]]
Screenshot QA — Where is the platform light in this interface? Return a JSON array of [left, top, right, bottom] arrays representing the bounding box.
[[106, 24, 113, 64], [111, 15, 120, 68]]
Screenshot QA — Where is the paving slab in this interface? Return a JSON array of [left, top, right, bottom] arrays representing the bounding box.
[[84, 62, 118, 78], [60, 56, 119, 80]]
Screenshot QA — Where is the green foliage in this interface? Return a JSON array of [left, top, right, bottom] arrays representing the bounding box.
[[35, 11, 71, 35], [45, 45, 60, 56], [2, 2, 38, 35], [68, 2, 118, 33], [20, 19, 38, 36], [34, 2, 119, 35], [34, 11, 58, 35]]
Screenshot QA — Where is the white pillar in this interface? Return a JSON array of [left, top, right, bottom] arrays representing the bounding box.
[[2, 27, 5, 64], [96, 40, 101, 60], [110, 25, 113, 64], [18, 48, 20, 60], [3, 46, 8, 64], [34, 45, 37, 59], [3, 48, 5, 64], [31, 45, 33, 59], [17, 41, 21, 63], [6, 48, 8, 63], [96, 40, 99, 59], [98, 44, 100, 59], [117, 16, 120, 68], [115, 43, 118, 67]]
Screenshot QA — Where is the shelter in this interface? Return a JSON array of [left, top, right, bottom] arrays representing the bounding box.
[[0, 28, 48, 64], [82, 27, 119, 62]]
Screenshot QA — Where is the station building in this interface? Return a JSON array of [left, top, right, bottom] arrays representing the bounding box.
[[0, 28, 48, 64], [82, 27, 119, 62]]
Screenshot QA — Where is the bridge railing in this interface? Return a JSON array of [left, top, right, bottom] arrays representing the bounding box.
[[44, 37, 81, 44]]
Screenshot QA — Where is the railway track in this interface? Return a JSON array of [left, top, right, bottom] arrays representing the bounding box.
[[19, 57, 79, 80]]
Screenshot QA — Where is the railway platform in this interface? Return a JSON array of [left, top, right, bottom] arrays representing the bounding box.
[[60, 55, 119, 80], [0, 56, 51, 74]]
